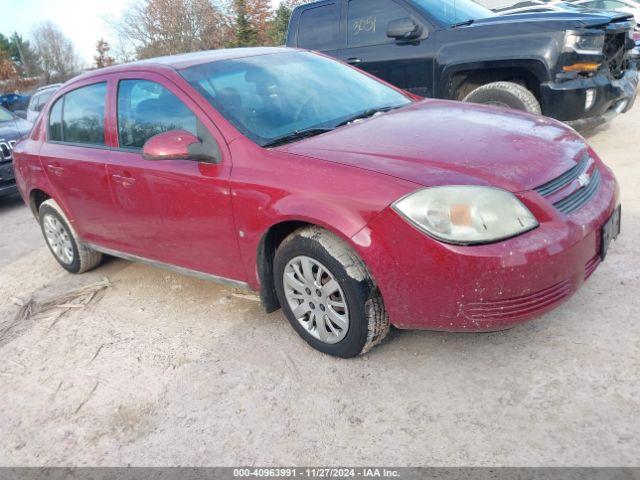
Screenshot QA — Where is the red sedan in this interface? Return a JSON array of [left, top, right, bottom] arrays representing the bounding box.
[[13, 48, 621, 358]]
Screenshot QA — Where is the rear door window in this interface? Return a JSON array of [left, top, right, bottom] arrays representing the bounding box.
[[47, 83, 107, 146], [297, 3, 340, 51], [347, 0, 410, 48]]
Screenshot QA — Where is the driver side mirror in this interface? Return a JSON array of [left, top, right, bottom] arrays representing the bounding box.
[[142, 130, 220, 163], [387, 18, 423, 41], [14, 110, 27, 120]]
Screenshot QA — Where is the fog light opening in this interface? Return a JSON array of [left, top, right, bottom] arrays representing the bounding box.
[[585, 89, 596, 111]]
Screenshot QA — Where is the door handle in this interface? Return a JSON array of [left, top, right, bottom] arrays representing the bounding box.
[[111, 174, 136, 188], [346, 57, 362, 65], [47, 164, 64, 176]]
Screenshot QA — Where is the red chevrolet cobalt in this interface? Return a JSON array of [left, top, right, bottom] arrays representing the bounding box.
[[13, 48, 621, 357]]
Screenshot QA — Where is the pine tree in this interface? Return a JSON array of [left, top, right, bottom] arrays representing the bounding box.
[[268, 3, 292, 46], [234, 0, 258, 47], [9, 33, 41, 76]]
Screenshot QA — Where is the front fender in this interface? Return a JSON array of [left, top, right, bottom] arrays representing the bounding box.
[[229, 144, 417, 291]]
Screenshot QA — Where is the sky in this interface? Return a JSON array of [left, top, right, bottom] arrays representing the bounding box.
[[1, 0, 282, 65]]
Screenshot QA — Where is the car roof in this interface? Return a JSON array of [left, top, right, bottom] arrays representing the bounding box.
[[69, 47, 293, 85], [35, 84, 63, 93]]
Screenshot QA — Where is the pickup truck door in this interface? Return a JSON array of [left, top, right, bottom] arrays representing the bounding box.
[[338, 0, 436, 98]]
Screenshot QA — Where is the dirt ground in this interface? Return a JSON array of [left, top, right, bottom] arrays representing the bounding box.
[[1, 104, 639, 468]]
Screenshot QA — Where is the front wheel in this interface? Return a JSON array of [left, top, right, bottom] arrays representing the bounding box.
[[463, 81, 542, 115], [274, 226, 389, 358]]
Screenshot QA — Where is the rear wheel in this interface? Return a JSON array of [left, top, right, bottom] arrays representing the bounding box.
[[39, 199, 102, 274], [463, 81, 541, 115], [274, 226, 389, 358]]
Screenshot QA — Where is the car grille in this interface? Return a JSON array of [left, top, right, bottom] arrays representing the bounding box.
[[535, 154, 601, 214], [535, 154, 589, 196], [604, 30, 628, 79], [462, 280, 573, 320], [552, 168, 601, 214]]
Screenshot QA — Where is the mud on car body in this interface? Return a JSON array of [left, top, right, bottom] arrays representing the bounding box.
[[287, 0, 638, 128]]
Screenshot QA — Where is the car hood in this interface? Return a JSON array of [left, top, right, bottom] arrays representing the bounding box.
[[0, 118, 32, 140], [277, 100, 588, 193], [478, 10, 632, 28]]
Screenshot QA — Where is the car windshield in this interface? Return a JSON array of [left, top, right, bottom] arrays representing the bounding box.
[[411, 0, 496, 25], [180, 51, 411, 147], [0, 107, 14, 122]]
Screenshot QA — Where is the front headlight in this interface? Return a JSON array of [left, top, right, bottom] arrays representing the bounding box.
[[392, 186, 539, 245], [564, 32, 605, 55]]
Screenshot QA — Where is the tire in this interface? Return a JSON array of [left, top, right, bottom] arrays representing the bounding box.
[[39, 199, 102, 274], [463, 81, 541, 115], [273, 226, 389, 358]]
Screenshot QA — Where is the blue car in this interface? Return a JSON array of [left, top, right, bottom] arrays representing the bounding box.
[[0, 106, 32, 198], [0, 93, 30, 113]]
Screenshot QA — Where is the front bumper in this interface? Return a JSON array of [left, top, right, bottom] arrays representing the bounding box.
[[540, 69, 638, 128], [353, 163, 619, 332]]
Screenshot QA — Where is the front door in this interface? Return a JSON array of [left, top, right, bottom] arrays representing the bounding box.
[[104, 75, 245, 282], [338, 0, 435, 97]]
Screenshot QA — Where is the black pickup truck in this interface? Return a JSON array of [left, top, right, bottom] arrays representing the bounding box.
[[286, 0, 638, 127]]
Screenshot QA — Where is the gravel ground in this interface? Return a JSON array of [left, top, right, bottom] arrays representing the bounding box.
[[0, 105, 639, 467]]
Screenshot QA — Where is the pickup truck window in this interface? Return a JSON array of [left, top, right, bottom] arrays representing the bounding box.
[[298, 3, 339, 51], [347, 0, 409, 48], [411, 0, 494, 25]]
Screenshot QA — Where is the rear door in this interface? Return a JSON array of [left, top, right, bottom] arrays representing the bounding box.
[[103, 73, 245, 281], [39, 81, 117, 243], [338, 0, 435, 97]]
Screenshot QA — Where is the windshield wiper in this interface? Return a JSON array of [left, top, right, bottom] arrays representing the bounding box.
[[450, 19, 474, 28], [262, 127, 334, 148], [335, 106, 398, 128]]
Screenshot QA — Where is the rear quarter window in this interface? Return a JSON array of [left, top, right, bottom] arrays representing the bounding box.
[[297, 3, 340, 51]]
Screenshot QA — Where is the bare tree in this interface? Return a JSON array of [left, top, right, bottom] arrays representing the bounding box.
[[32, 22, 80, 83], [94, 38, 116, 69], [114, 0, 231, 59], [246, 0, 272, 45]]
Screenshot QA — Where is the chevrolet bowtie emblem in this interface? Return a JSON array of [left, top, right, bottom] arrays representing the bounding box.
[[578, 173, 591, 188]]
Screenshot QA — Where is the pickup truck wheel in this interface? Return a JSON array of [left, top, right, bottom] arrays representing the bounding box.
[[463, 81, 541, 115], [39, 199, 102, 274], [273, 226, 389, 358]]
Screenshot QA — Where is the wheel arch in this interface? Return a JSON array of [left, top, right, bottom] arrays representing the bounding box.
[[439, 60, 549, 102], [255, 218, 366, 313], [28, 188, 53, 219]]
